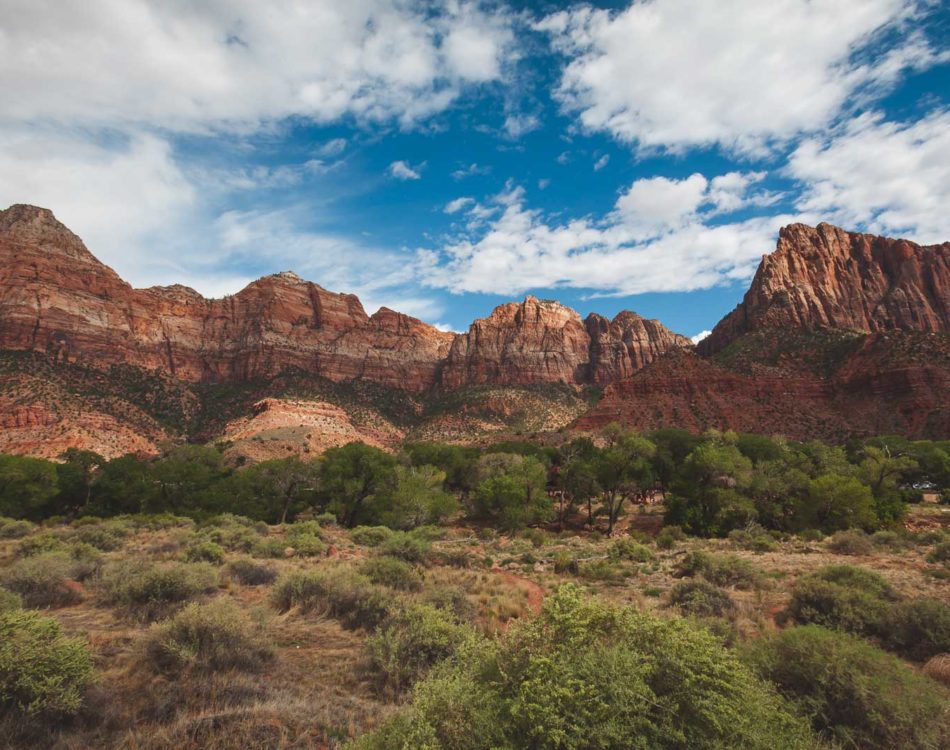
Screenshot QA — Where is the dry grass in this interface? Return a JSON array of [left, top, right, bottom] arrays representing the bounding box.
[[1, 504, 947, 748]]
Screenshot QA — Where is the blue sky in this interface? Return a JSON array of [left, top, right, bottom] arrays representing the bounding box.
[[0, 1, 948, 340]]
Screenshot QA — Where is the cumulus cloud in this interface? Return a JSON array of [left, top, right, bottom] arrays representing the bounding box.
[[538, 0, 944, 152], [0, 0, 515, 132], [445, 197, 475, 214], [420, 174, 795, 296], [451, 162, 491, 180], [690, 330, 712, 345], [388, 160, 423, 180], [503, 113, 541, 138], [788, 109, 950, 243]]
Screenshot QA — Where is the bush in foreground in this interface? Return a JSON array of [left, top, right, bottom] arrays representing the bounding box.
[[350, 585, 816, 750], [226, 558, 277, 586], [0, 610, 93, 717], [361, 557, 424, 592], [0, 553, 84, 609], [367, 603, 473, 694], [744, 625, 950, 750], [675, 550, 762, 589], [97, 560, 218, 621], [668, 580, 735, 618], [142, 598, 273, 675], [883, 598, 950, 662], [271, 568, 393, 630], [785, 565, 895, 636]]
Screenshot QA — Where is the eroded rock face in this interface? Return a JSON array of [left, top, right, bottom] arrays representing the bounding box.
[[441, 297, 690, 387], [0, 205, 688, 392], [701, 223, 950, 354], [0, 205, 455, 391]]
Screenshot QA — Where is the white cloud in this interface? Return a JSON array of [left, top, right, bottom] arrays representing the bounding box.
[[690, 330, 712, 345], [0, 0, 515, 132], [388, 160, 423, 180], [420, 175, 797, 296], [0, 127, 198, 282], [614, 174, 709, 238], [539, 0, 943, 152], [315, 138, 347, 158], [593, 154, 609, 171], [445, 197, 474, 214], [538, 178, 551, 190], [503, 113, 541, 138], [451, 162, 491, 180], [788, 110, 950, 243]]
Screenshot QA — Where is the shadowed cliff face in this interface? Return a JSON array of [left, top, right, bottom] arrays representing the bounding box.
[[700, 222, 950, 355], [0, 204, 689, 391]]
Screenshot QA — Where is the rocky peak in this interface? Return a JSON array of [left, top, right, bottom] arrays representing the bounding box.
[[700, 222, 950, 354], [0, 204, 104, 266]]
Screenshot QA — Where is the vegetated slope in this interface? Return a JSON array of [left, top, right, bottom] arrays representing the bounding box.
[[1, 202, 949, 455]]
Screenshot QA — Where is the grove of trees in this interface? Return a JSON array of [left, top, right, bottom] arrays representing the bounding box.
[[0, 428, 946, 537]]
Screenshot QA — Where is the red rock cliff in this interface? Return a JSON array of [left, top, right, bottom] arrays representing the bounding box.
[[700, 222, 950, 354], [0, 205, 687, 392]]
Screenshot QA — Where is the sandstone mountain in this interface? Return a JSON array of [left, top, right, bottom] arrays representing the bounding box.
[[0, 203, 948, 457], [700, 222, 950, 354]]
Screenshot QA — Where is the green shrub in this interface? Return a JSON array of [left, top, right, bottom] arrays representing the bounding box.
[[142, 599, 273, 675], [68, 520, 129, 551], [184, 540, 225, 564], [609, 537, 653, 562], [286, 533, 326, 557], [351, 526, 394, 547], [64, 542, 103, 581], [883, 598, 950, 662], [579, 558, 627, 582], [668, 580, 735, 618], [286, 520, 323, 540], [351, 585, 816, 750], [553, 551, 579, 575], [675, 551, 762, 589], [435, 548, 472, 568], [786, 565, 895, 636], [524, 528, 546, 548], [226, 558, 277, 586], [271, 568, 393, 630], [871, 530, 909, 550], [0, 587, 22, 613], [728, 526, 778, 552], [97, 560, 218, 621], [744, 625, 950, 750], [0, 519, 35, 539], [379, 531, 431, 563], [797, 528, 824, 543], [928, 540, 950, 564], [315, 512, 338, 527], [16, 533, 64, 557], [0, 610, 93, 717], [1, 553, 83, 609], [367, 603, 473, 693], [250, 537, 286, 559], [827, 529, 873, 555], [422, 585, 477, 623], [656, 524, 685, 551], [361, 557, 424, 592]]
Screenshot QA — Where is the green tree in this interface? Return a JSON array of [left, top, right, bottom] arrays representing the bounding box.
[[54, 449, 104, 515], [318, 442, 397, 527], [858, 445, 918, 523], [224, 456, 321, 523], [796, 474, 877, 533], [87, 454, 155, 516], [472, 453, 550, 530], [594, 433, 657, 536], [150, 444, 230, 514], [370, 465, 458, 530], [665, 440, 755, 535], [0, 455, 59, 520]]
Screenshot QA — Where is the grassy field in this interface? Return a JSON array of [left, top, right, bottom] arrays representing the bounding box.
[[1, 503, 949, 748]]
